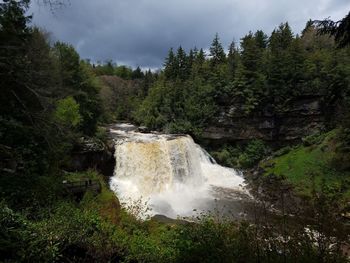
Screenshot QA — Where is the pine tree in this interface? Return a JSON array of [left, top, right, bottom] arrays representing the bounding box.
[[288, 36, 306, 95], [267, 23, 297, 105], [254, 30, 268, 49], [196, 48, 206, 66], [191, 48, 206, 77], [232, 32, 266, 114], [193, 46, 199, 58], [164, 48, 178, 80], [209, 33, 226, 66], [227, 41, 238, 79], [270, 23, 293, 52], [176, 46, 188, 80], [132, 66, 144, 79], [188, 49, 194, 72], [0, 0, 35, 117], [241, 32, 262, 72], [313, 11, 350, 48]]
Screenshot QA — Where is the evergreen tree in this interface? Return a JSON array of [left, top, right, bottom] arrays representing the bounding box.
[[209, 33, 226, 66], [269, 23, 293, 52], [227, 40, 238, 79], [288, 36, 307, 95], [196, 48, 206, 66], [176, 46, 188, 80], [193, 46, 199, 58], [164, 48, 178, 80], [191, 48, 206, 77], [267, 23, 293, 102], [0, 0, 35, 117], [302, 19, 314, 37], [231, 32, 266, 114], [314, 11, 350, 48], [240, 32, 262, 72], [53, 42, 81, 92], [254, 30, 268, 49], [188, 49, 195, 73], [141, 69, 154, 96], [132, 66, 144, 79]]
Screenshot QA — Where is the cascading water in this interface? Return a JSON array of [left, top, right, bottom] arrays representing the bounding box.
[[110, 124, 251, 219]]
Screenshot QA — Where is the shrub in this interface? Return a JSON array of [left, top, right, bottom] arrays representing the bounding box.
[[54, 96, 82, 128], [273, 146, 292, 157], [238, 139, 269, 168], [302, 133, 325, 146], [0, 202, 30, 262]]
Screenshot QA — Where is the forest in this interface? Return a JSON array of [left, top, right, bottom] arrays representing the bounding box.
[[1, 0, 350, 262]]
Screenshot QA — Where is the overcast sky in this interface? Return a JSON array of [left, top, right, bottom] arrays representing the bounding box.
[[29, 0, 350, 69]]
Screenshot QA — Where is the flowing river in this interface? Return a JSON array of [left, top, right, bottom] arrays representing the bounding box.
[[109, 123, 252, 219]]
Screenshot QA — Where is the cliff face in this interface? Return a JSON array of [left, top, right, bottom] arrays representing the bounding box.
[[202, 95, 325, 145], [68, 137, 115, 176]]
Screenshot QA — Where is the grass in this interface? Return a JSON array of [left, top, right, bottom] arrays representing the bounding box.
[[63, 170, 100, 182], [261, 130, 350, 199], [64, 170, 121, 224]]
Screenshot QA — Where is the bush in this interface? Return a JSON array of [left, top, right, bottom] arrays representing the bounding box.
[[211, 140, 269, 169], [211, 145, 240, 167], [273, 146, 292, 157], [238, 140, 269, 168], [54, 96, 82, 128], [0, 202, 30, 262], [302, 133, 325, 146]]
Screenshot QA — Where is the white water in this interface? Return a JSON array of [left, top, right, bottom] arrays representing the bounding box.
[[109, 124, 250, 219]]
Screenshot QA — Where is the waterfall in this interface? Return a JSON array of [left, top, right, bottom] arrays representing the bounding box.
[[110, 124, 250, 219]]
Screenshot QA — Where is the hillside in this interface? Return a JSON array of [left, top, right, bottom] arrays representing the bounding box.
[[259, 130, 350, 199]]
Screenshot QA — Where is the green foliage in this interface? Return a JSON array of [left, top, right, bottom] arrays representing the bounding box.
[[135, 76, 217, 135], [53, 43, 102, 135], [211, 140, 269, 169], [1, 2, 350, 262], [273, 146, 292, 157], [238, 140, 269, 168], [0, 201, 30, 261], [211, 145, 240, 167], [1, 171, 348, 263], [329, 128, 350, 171], [209, 33, 226, 66], [54, 96, 82, 127], [302, 132, 325, 146], [93, 61, 138, 80], [262, 130, 350, 198]]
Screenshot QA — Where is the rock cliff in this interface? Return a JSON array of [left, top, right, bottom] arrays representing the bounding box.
[[202, 95, 325, 146]]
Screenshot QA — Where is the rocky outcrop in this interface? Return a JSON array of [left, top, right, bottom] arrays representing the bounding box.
[[69, 137, 115, 176], [202, 95, 325, 146]]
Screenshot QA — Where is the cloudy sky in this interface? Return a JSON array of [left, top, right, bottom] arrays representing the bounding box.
[[29, 0, 350, 69]]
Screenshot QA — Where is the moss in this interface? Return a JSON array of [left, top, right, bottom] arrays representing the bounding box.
[[261, 130, 350, 199]]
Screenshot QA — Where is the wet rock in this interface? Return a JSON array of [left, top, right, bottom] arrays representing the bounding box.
[[137, 126, 150, 133]]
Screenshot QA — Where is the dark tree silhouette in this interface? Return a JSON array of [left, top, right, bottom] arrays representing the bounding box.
[[313, 11, 350, 48]]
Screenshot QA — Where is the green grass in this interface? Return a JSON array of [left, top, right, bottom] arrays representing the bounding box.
[[63, 170, 100, 182], [64, 170, 121, 223], [261, 130, 350, 199]]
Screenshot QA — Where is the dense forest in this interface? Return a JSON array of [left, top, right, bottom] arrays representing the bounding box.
[[1, 0, 350, 262]]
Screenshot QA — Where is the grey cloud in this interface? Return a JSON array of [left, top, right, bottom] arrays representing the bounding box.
[[29, 0, 350, 68]]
